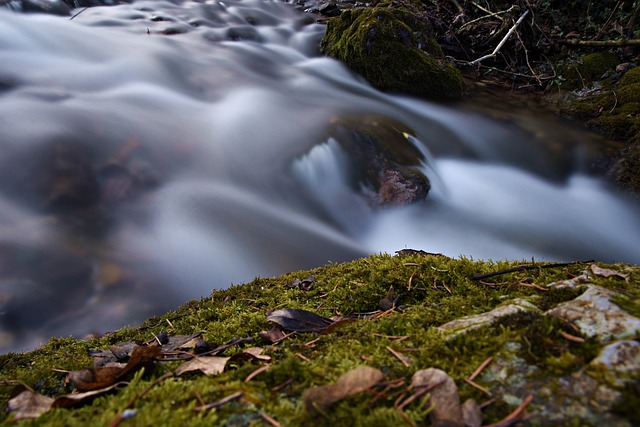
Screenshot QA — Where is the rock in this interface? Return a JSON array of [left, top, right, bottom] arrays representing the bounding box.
[[461, 399, 482, 427], [329, 116, 430, 207], [320, 2, 465, 99], [412, 368, 465, 427], [438, 298, 540, 337], [546, 285, 640, 343], [588, 340, 640, 388]]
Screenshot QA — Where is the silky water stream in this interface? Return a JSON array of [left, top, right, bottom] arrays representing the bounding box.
[[1, 0, 639, 352]]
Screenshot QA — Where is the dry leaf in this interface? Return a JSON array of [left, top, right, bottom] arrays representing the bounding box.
[[69, 346, 161, 391], [52, 382, 128, 408], [175, 356, 230, 376], [303, 366, 384, 414], [286, 275, 314, 290], [239, 347, 271, 361], [412, 368, 465, 427], [259, 325, 288, 343], [590, 264, 629, 281], [7, 389, 54, 420], [266, 308, 334, 333]]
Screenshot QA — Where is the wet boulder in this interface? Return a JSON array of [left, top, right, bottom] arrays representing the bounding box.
[[329, 116, 430, 207], [320, 2, 465, 99]]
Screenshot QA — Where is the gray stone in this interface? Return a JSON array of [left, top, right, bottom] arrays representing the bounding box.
[[546, 285, 640, 342]]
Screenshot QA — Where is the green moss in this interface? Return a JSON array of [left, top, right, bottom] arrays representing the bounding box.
[[320, 4, 465, 99], [611, 380, 640, 424], [560, 52, 619, 90], [0, 255, 638, 426], [619, 67, 640, 86]]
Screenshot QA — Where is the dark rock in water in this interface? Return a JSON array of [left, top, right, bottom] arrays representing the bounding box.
[[317, 2, 340, 17], [330, 116, 430, 207], [0, 0, 132, 15], [0, 0, 71, 15], [0, 242, 93, 335], [0, 140, 101, 212], [320, 1, 465, 99]]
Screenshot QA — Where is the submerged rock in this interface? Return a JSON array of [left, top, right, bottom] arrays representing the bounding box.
[[320, 2, 465, 99]]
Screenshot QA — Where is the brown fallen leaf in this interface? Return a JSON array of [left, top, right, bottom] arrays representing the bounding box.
[[175, 356, 230, 376], [53, 382, 128, 408], [590, 264, 629, 281], [266, 308, 334, 333], [259, 325, 289, 343], [6, 382, 128, 420], [176, 348, 270, 376], [7, 388, 54, 420], [235, 347, 271, 362], [412, 368, 465, 427], [69, 346, 161, 392], [303, 366, 384, 414]]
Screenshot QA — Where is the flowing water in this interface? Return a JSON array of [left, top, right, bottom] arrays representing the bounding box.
[[1, 0, 639, 352]]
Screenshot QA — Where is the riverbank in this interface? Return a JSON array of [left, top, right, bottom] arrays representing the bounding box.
[[1, 254, 639, 425]]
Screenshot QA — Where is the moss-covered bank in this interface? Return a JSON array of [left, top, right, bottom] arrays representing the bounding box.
[[1, 253, 638, 426], [559, 61, 640, 192]]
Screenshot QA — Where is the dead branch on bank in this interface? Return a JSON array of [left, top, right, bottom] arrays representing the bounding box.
[[559, 39, 640, 47], [469, 9, 530, 65]]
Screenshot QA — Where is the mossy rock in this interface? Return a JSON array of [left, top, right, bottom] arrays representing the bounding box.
[[327, 116, 430, 206], [560, 52, 619, 91], [320, 4, 465, 99]]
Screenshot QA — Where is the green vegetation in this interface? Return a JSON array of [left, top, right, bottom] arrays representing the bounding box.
[[1, 254, 638, 425]]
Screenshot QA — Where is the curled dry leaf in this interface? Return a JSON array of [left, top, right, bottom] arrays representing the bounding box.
[[303, 366, 384, 414], [69, 346, 161, 392], [412, 368, 465, 427], [590, 264, 630, 281], [266, 308, 334, 333]]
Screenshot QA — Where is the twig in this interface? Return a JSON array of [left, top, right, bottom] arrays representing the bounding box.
[[469, 260, 592, 281], [386, 346, 411, 368], [559, 39, 640, 47], [515, 28, 541, 86], [483, 394, 533, 427], [464, 378, 492, 396], [594, 1, 621, 40], [260, 412, 282, 427], [193, 391, 243, 412], [69, 7, 88, 20], [460, 5, 515, 31], [396, 380, 443, 410], [471, 1, 503, 22], [244, 365, 269, 383], [627, 1, 640, 38], [470, 9, 529, 65], [468, 357, 493, 381], [108, 372, 173, 427]]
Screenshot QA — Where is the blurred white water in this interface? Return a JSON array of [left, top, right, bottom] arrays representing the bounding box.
[[0, 0, 638, 352]]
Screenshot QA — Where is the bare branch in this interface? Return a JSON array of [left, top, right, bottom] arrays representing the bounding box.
[[469, 9, 530, 65]]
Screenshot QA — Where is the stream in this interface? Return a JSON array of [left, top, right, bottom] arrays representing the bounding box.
[[1, 0, 639, 353]]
